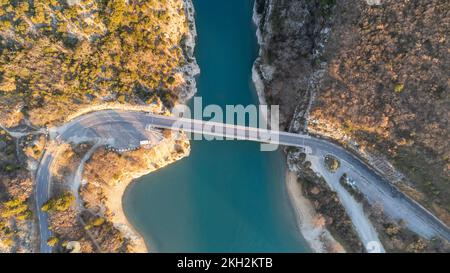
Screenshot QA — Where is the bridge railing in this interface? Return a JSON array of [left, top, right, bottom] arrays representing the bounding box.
[[145, 114, 311, 148]]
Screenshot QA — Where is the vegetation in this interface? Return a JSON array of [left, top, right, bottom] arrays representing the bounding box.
[[0, 198, 32, 250], [0, 198, 32, 220], [47, 236, 59, 247], [318, 0, 336, 17], [366, 202, 450, 253], [339, 174, 364, 203], [0, 220, 14, 248], [41, 192, 75, 213], [324, 155, 340, 172], [0, 0, 191, 253], [289, 149, 364, 252], [300, 173, 364, 252], [0, 129, 33, 251], [394, 83, 405, 93], [0, 130, 20, 174], [0, 0, 190, 127], [84, 216, 105, 230], [309, 0, 450, 223]]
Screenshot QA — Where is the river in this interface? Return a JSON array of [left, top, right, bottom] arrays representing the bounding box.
[[123, 0, 309, 252]]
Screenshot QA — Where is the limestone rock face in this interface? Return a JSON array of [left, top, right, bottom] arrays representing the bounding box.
[[309, 0, 449, 222], [256, 0, 449, 225], [254, 0, 333, 129]]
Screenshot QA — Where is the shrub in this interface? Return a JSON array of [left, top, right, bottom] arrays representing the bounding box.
[[0, 199, 32, 220], [41, 192, 75, 213], [324, 155, 341, 172], [85, 217, 105, 230], [394, 84, 405, 93], [92, 217, 105, 227], [47, 236, 59, 247]]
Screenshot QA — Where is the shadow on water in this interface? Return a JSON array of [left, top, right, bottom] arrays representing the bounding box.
[[123, 0, 309, 252]]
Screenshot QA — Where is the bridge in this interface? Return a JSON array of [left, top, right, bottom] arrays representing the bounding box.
[[144, 114, 312, 152], [36, 109, 450, 253]]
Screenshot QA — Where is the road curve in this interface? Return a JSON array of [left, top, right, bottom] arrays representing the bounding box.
[[36, 109, 450, 252], [35, 150, 53, 253]]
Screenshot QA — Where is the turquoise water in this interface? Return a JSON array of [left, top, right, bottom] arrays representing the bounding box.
[[123, 0, 309, 252]]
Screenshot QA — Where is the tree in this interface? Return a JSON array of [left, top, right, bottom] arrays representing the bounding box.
[[47, 236, 59, 247], [0, 198, 31, 220], [41, 192, 75, 213], [324, 155, 341, 172]]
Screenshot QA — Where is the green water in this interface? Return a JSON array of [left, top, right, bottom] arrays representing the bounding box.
[[123, 0, 309, 252]]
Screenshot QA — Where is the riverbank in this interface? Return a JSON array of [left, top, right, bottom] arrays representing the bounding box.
[[82, 133, 191, 253], [178, 0, 201, 102], [38, 0, 200, 253], [105, 136, 190, 253], [122, 0, 309, 252], [252, 0, 342, 253], [286, 171, 345, 253], [252, 0, 450, 253], [98, 0, 199, 252]]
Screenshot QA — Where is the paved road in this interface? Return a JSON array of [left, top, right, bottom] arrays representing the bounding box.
[[144, 113, 450, 243], [35, 150, 53, 253], [36, 109, 450, 252]]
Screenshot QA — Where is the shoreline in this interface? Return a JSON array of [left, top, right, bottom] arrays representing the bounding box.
[[178, 0, 200, 103], [251, 0, 343, 253], [115, 0, 199, 253], [110, 138, 190, 253], [118, 141, 190, 253], [285, 170, 345, 253], [82, 134, 191, 253], [251, 1, 269, 108], [85, 0, 338, 253]]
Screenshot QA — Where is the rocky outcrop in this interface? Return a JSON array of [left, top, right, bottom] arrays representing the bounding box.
[[0, 0, 199, 253], [0, 0, 199, 128], [308, 0, 450, 225], [255, 0, 450, 251], [179, 0, 201, 102], [253, 0, 333, 129], [253, 0, 360, 252]]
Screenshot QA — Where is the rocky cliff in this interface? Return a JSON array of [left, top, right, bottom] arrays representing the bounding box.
[[254, 0, 449, 251], [308, 0, 449, 225]]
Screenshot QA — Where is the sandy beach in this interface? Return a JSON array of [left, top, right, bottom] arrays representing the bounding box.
[[285, 170, 345, 253]]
